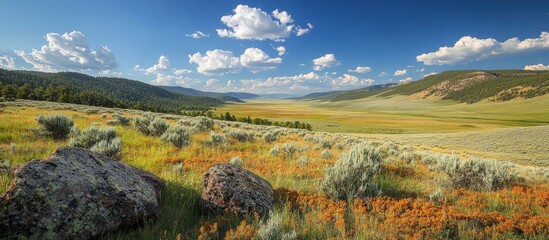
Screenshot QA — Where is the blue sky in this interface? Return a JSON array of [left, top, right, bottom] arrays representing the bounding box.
[[0, 0, 548, 94]]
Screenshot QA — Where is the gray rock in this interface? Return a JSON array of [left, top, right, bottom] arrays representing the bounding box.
[[200, 163, 273, 215], [0, 147, 164, 240]]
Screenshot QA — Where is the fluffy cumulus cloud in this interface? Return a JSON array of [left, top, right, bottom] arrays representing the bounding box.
[[189, 47, 281, 75], [15, 31, 118, 72], [399, 77, 413, 83], [524, 63, 549, 70], [149, 73, 200, 87], [394, 69, 407, 76], [189, 49, 241, 75], [276, 46, 286, 56], [186, 31, 209, 39], [313, 54, 340, 71], [296, 23, 314, 36], [332, 74, 374, 88], [216, 5, 312, 41], [349, 66, 372, 73], [174, 68, 192, 76], [0, 55, 16, 69], [134, 55, 171, 75], [240, 47, 282, 73], [417, 31, 549, 65]]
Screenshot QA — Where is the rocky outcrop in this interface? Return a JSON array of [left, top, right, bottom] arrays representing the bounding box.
[[200, 164, 273, 215], [0, 147, 164, 240]]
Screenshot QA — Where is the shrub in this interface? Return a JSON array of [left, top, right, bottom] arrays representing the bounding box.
[[229, 156, 243, 166], [36, 114, 74, 140], [133, 113, 168, 136], [321, 139, 332, 149], [269, 145, 280, 156], [321, 150, 332, 159], [69, 126, 121, 157], [90, 138, 122, 157], [160, 125, 191, 149], [322, 143, 382, 200], [192, 116, 214, 132], [207, 131, 227, 146], [297, 156, 308, 167], [112, 113, 131, 125], [101, 113, 107, 118], [281, 143, 297, 159], [399, 152, 416, 163], [106, 119, 120, 125], [228, 129, 254, 142], [257, 212, 296, 240], [263, 129, 282, 143], [436, 158, 515, 191]]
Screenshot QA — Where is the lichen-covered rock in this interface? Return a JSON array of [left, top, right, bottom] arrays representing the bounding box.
[[0, 147, 164, 240], [200, 164, 273, 215]]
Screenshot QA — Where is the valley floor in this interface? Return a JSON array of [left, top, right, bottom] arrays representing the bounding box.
[[1, 100, 548, 239]]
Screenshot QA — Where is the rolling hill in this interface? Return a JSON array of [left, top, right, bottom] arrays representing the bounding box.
[[296, 83, 398, 101], [160, 86, 243, 102], [0, 69, 225, 112], [328, 70, 549, 103]]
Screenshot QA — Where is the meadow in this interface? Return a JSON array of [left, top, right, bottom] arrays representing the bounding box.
[[216, 95, 549, 134], [1, 100, 548, 239]]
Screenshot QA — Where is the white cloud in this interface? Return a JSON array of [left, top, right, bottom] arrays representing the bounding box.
[[524, 63, 549, 70], [296, 23, 314, 36], [150, 73, 200, 87], [189, 47, 282, 75], [15, 31, 118, 72], [204, 79, 219, 89], [313, 54, 340, 71], [240, 47, 282, 72], [417, 32, 549, 65], [332, 74, 374, 88], [276, 46, 286, 56], [417, 68, 425, 72], [394, 69, 407, 76], [423, 72, 438, 77], [378, 72, 388, 77], [135, 55, 171, 75], [174, 68, 192, 76], [0, 55, 16, 69], [348, 66, 372, 73], [216, 5, 311, 41], [186, 31, 209, 39], [399, 77, 413, 83], [188, 49, 241, 75]]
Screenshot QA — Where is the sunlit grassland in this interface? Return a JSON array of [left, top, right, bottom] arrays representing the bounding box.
[[216, 94, 549, 134], [1, 102, 548, 239]]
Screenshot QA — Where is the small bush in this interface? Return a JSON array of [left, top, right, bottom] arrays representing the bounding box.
[[321, 150, 332, 159], [257, 212, 297, 240], [229, 156, 243, 166], [207, 131, 227, 146], [322, 143, 382, 200], [106, 119, 120, 125], [263, 130, 281, 143], [101, 113, 107, 118], [399, 152, 416, 163], [160, 125, 191, 149], [281, 143, 297, 159], [133, 113, 168, 136], [436, 158, 515, 191], [321, 139, 332, 149], [228, 129, 254, 142], [192, 116, 214, 132], [69, 126, 121, 157], [297, 156, 308, 167], [112, 113, 131, 125], [269, 145, 280, 156], [36, 114, 74, 140]]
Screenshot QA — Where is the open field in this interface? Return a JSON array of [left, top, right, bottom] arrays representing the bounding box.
[[216, 94, 549, 134], [1, 100, 548, 239]]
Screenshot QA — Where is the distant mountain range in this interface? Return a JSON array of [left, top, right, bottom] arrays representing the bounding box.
[[295, 70, 549, 103]]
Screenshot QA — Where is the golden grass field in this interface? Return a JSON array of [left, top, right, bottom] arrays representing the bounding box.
[[216, 95, 549, 134], [1, 100, 548, 239]]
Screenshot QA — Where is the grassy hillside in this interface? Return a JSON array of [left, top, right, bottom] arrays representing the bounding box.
[[1, 100, 547, 239], [0, 69, 224, 112], [160, 86, 243, 102], [331, 70, 549, 102], [296, 83, 397, 101]]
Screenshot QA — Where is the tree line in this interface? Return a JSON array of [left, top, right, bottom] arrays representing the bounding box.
[[181, 110, 313, 130]]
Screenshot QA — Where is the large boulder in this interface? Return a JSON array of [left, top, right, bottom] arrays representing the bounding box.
[[200, 164, 273, 215], [0, 147, 164, 240]]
